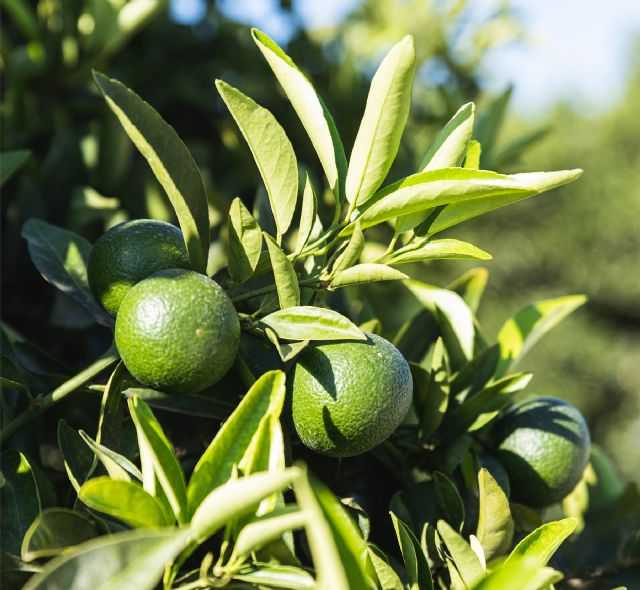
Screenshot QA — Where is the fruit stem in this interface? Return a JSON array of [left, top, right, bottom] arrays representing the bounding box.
[[230, 276, 322, 304], [0, 344, 119, 444]]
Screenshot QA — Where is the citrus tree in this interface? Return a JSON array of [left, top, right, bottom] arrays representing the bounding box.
[[2, 27, 638, 590]]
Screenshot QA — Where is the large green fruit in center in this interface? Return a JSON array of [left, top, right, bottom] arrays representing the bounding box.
[[493, 397, 590, 507], [115, 269, 240, 394], [289, 333, 413, 457]]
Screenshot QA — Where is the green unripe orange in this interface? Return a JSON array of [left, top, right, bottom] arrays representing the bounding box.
[[88, 219, 190, 316], [115, 269, 240, 394], [289, 333, 413, 457], [493, 397, 590, 507]]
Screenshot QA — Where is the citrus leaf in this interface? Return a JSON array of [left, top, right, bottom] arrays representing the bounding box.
[[464, 140, 482, 169], [252, 29, 347, 203], [261, 306, 365, 342], [295, 173, 318, 254], [470, 556, 553, 590], [93, 72, 209, 273], [446, 268, 489, 314], [474, 86, 513, 160], [0, 450, 41, 556], [505, 518, 578, 568], [404, 280, 475, 369], [330, 264, 408, 289], [121, 386, 234, 419], [476, 469, 514, 560], [217, 80, 298, 238], [417, 168, 583, 236], [358, 168, 532, 230], [21, 219, 113, 327], [0, 149, 30, 186], [433, 472, 464, 531], [190, 469, 298, 543], [79, 477, 171, 528], [21, 508, 98, 562], [346, 36, 415, 206], [233, 564, 315, 589], [367, 545, 404, 590], [396, 103, 475, 233], [390, 512, 434, 590], [437, 520, 484, 589], [228, 197, 263, 283], [332, 222, 365, 274], [78, 430, 142, 482], [496, 295, 587, 378], [187, 371, 286, 515], [293, 466, 368, 590], [58, 420, 95, 493], [264, 233, 300, 308], [235, 509, 307, 557], [388, 239, 491, 265], [128, 397, 188, 524], [22, 527, 188, 590]]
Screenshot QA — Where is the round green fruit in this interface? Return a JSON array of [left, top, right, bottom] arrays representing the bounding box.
[[114, 269, 240, 394], [493, 397, 590, 507], [288, 333, 413, 458], [88, 219, 190, 316]]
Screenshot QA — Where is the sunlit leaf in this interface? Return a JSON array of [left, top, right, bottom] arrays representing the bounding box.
[[330, 264, 408, 289], [476, 469, 514, 560], [228, 197, 263, 283], [264, 233, 300, 308], [261, 306, 365, 342]]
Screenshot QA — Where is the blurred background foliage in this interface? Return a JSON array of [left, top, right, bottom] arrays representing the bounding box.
[[1, 0, 638, 486]]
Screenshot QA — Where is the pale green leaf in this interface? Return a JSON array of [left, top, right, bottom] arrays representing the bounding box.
[[470, 556, 549, 590], [252, 29, 347, 202], [332, 222, 365, 274], [233, 564, 315, 589], [464, 140, 482, 169], [234, 509, 307, 557], [367, 545, 404, 590], [93, 72, 209, 273], [261, 306, 365, 341], [295, 174, 318, 254], [217, 80, 298, 238], [437, 520, 484, 589], [190, 469, 298, 543], [22, 528, 188, 590], [128, 397, 188, 524], [21, 508, 98, 562], [187, 371, 286, 515], [79, 477, 171, 528], [358, 168, 532, 230], [264, 233, 300, 308], [79, 430, 140, 482], [505, 518, 578, 568], [330, 263, 408, 289], [446, 268, 489, 314], [388, 239, 491, 265], [346, 36, 415, 206], [58, 420, 95, 493], [228, 197, 263, 283], [497, 295, 587, 377], [404, 280, 475, 368], [476, 469, 514, 560]]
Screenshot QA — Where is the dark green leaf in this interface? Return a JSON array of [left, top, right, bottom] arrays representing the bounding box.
[[390, 512, 433, 590], [0, 450, 40, 556], [79, 430, 142, 482], [433, 472, 464, 531], [0, 150, 31, 186], [21, 509, 98, 561], [58, 420, 95, 493], [21, 219, 113, 327], [217, 80, 298, 239], [93, 71, 209, 273]]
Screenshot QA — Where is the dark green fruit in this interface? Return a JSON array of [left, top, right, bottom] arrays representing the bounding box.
[[115, 269, 240, 394], [88, 219, 190, 316], [493, 397, 590, 507], [289, 333, 413, 457]]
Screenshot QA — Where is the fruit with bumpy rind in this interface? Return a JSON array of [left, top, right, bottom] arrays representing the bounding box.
[[115, 268, 240, 394], [289, 333, 413, 457], [88, 219, 190, 316], [493, 397, 590, 507]]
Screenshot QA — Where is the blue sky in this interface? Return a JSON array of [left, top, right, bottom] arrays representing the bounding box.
[[171, 0, 640, 116]]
